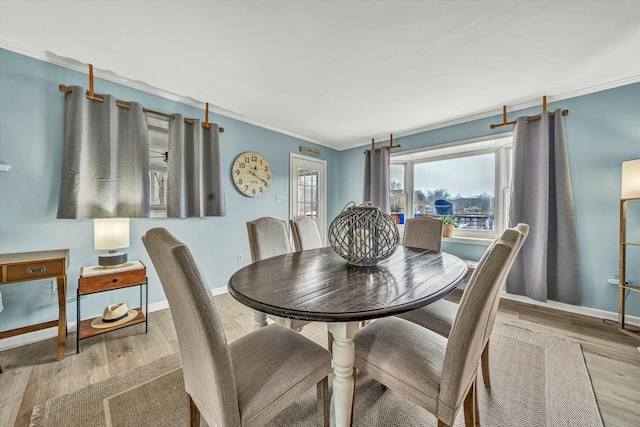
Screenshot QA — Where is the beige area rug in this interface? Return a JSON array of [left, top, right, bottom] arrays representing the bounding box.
[[30, 323, 603, 427]]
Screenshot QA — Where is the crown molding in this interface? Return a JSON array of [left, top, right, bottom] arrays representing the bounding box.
[[0, 38, 333, 149], [338, 74, 640, 151], [2, 38, 638, 152]]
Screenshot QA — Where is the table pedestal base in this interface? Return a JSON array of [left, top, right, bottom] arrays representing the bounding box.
[[253, 310, 268, 330], [328, 321, 360, 427]]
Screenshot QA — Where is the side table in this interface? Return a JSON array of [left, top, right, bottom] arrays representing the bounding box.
[[77, 260, 148, 353], [0, 249, 69, 361]]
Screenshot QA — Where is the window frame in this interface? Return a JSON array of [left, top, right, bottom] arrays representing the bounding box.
[[148, 117, 170, 217], [391, 133, 513, 241]]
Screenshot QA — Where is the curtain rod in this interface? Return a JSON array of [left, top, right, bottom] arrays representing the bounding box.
[[490, 96, 569, 130], [58, 85, 224, 132], [364, 134, 401, 154], [58, 64, 224, 132]]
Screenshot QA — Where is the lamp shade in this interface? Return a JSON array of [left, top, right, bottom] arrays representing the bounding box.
[[94, 218, 130, 250], [621, 159, 640, 199]]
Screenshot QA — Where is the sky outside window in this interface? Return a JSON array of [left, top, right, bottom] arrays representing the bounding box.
[[414, 154, 494, 198]]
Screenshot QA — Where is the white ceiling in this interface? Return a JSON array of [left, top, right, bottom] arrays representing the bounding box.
[[1, 1, 639, 150]]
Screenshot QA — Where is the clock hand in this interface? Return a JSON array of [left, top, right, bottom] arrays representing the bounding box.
[[248, 169, 269, 186]]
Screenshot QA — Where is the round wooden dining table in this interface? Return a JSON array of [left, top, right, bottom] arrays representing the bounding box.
[[228, 246, 468, 427]]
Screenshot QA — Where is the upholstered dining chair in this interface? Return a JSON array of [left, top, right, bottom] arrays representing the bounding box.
[[246, 217, 311, 331], [402, 216, 444, 251], [404, 216, 478, 280], [397, 223, 528, 388], [290, 216, 324, 251], [143, 228, 331, 427], [353, 226, 524, 427]]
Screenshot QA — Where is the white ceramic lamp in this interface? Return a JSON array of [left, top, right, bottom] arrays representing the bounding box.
[[621, 159, 640, 199], [94, 218, 130, 268]]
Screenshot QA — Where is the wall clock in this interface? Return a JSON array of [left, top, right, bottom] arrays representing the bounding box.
[[232, 152, 272, 197]]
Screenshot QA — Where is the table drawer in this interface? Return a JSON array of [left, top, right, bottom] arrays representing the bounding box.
[[79, 268, 146, 294], [6, 259, 64, 282]]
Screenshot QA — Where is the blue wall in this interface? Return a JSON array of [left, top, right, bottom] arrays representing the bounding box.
[[1, 48, 639, 335], [0, 49, 341, 330], [338, 83, 640, 316]]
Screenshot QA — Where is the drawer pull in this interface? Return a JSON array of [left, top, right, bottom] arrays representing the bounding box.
[[112, 279, 118, 283], [27, 266, 46, 274]]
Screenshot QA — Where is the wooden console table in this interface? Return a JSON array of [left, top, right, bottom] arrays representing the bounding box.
[[0, 249, 69, 360]]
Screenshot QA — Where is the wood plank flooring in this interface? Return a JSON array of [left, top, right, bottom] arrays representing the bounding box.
[[1, 291, 639, 427]]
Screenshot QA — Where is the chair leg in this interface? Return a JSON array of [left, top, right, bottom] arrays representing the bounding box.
[[317, 377, 329, 427], [481, 340, 491, 387], [474, 377, 480, 426], [463, 378, 477, 427], [188, 394, 201, 427]]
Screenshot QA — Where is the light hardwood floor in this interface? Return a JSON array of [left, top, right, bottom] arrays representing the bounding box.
[[1, 291, 639, 427]]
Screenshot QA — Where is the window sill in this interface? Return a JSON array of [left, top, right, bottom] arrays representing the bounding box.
[[443, 235, 492, 246]]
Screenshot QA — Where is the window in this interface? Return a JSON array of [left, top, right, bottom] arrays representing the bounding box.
[[148, 117, 169, 217], [297, 168, 319, 218], [391, 134, 512, 239], [389, 164, 406, 225]]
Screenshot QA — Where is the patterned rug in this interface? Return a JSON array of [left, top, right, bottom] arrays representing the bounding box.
[[30, 323, 603, 427]]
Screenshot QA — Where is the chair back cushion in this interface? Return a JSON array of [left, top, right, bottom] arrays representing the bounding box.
[[437, 227, 522, 424], [247, 217, 292, 262], [403, 217, 444, 251], [143, 228, 240, 427], [290, 216, 323, 251]]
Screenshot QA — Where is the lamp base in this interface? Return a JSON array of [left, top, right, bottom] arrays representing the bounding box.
[[98, 251, 128, 269]]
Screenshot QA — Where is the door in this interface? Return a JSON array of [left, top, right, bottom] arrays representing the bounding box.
[[290, 153, 327, 243]]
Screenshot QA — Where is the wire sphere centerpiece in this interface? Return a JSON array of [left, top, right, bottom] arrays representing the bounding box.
[[328, 202, 399, 266]]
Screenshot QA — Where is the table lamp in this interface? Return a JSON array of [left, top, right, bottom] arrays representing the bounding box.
[[621, 159, 640, 199], [94, 218, 130, 268]]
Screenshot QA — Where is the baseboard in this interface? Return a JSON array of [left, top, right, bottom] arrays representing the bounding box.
[[0, 286, 229, 353], [2, 285, 638, 352], [499, 291, 640, 327]]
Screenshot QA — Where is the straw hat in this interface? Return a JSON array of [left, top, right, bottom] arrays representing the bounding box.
[[90, 303, 138, 329]]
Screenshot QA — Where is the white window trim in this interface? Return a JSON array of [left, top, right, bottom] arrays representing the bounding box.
[[392, 133, 513, 240]]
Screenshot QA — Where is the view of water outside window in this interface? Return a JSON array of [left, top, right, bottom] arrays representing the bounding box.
[[391, 154, 496, 230]]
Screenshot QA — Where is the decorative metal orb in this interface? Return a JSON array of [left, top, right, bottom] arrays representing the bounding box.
[[328, 202, 400, 266]]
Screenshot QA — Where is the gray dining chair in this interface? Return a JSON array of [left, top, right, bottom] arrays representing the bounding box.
[[353, 226, 523, 427], [246, 217, 311, 331], [402, 216, 444, 251], [404, 216, 478, 280], [290, 216, 324, 251], [397, 223, 528, 387], [143, 227, 331, 427]]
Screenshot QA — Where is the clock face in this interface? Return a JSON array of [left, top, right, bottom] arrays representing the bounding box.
[[232, 152, 272, 197]]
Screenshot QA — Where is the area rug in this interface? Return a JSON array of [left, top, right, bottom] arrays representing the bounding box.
[[30, 323, 603, 427]]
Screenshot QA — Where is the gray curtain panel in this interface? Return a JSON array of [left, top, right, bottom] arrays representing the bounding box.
[[507, 108, 580, 305], [363, 148, 391, 214], [57, 86, 150, 219], [167, 115, 226, 218]]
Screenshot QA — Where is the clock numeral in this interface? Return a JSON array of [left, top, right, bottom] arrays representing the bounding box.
[[251, 155, 258, 162], [238, 178, 243, 185], [259, 187, 263, 193], [244, 156, 249, 163], [235, 169, 240, 175], [244, 185, 248, 191], [267, 174, 271, 181], [252, 189, 256, 195]]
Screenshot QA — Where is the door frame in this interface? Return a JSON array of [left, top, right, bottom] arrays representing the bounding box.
[[289, 153, 327, 242]]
